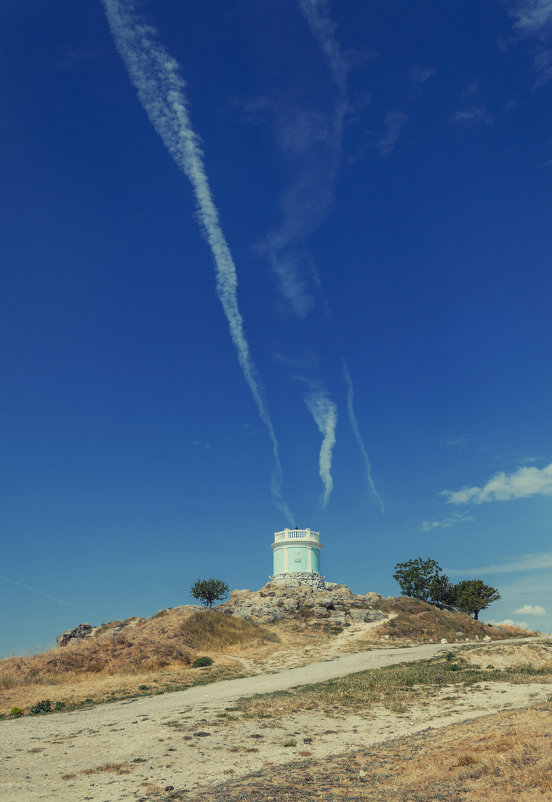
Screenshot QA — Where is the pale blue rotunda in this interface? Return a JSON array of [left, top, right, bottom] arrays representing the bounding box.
[[271, 527, 323, 579]]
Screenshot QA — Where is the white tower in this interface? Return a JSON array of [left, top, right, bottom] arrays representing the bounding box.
[[271, 527, 325, 588]]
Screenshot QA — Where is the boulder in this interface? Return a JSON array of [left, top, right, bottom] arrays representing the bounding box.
[[57, 622, 94, 647]]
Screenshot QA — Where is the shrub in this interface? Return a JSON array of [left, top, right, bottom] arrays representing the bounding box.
[[53, 701, 66, 712], [192, 656, 214, 668], [10, 706, 24, 717], [30, 699, 52, 715]]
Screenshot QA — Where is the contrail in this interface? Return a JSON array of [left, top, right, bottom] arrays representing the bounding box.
[[299, 0, 348, 96], [343, 360, 384, 513], [300, 7, 382, 513], [262, 0, 350, 318], [304, 391, 337, 506], [298, 0, 349, 149], [103, 0, 293, 522], [0, 575, 73, 607]]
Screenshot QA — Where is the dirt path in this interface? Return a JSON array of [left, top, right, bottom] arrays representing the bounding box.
[[1, 638, 549, 801], [226, 616, 395, 674]]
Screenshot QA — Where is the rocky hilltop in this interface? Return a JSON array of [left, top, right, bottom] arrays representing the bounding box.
[[55, 579, 385, 646], [218, 578, 386, 625]]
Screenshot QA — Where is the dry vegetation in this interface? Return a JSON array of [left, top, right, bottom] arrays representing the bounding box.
[[0, 595, 538, 718], [235, 646, 552, 718], [371, 597, 534, 643], [0, 609, 280, 715], [61, 762, 134, 780], [185, 701, 552, 802]]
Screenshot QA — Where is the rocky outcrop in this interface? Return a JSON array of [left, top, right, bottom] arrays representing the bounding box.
[[56, 623, 96, 647], [217, 580, 385, 625], [56, 616, 146, 647]]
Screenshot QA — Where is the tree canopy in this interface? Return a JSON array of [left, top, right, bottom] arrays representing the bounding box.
[[393, 557, 500, 618], [190, 578, 230, 608], [392, 557, 442, 602], [453, 579, 501, 620]]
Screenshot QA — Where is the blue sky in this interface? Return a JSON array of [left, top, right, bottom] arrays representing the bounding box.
[[1, 0, 552, 656]]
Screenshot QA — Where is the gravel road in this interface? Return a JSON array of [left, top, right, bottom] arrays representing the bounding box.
[[1, 638, 548, 801]]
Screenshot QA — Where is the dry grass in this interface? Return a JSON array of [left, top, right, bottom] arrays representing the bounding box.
[[62, 762, 134, 780], [0, 660, 248, 717], [0, 609, 278, 715], [179, 610, 278, 650], [372, 597, 535, 643], [187, 702, 552, 801], [235, 652, 552, 718]]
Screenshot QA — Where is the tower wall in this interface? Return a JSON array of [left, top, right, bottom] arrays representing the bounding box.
[[271, 528, 323, 581]]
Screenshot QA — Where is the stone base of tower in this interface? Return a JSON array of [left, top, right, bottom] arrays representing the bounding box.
[[270, 571, 326, 590]]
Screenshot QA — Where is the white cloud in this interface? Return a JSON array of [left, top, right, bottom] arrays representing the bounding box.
[[442, 435, 469, 449], [409, 66, 435, 84], [420, 512, 475, 531], [299, 0, 349, 93], [255, 0, 350, 317], [103, 0, 293, 522], [343, 360, 384, 513], [510, 0, 552, 35], [378, 110, 407, 155], [450, 106, 493, 124], [276, 108, 330, 155], [514, 604, 546, 615], [266, 247, 315, 318], [507, 0, 552, 84], [486, 618, 530, 629], [304, 390, 337, 507], [451, 81, 493, 125], [442, 461, 552, 505], [447, 551, 552, 576]]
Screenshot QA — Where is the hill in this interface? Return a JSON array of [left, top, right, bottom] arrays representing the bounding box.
[[0, 580, 534, 718]]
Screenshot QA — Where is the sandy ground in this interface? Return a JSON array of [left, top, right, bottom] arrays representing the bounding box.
[[1, 637, 550, 802]]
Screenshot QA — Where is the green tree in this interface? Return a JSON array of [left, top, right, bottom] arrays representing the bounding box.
[[428, 573, 457, 606], [393, 557, 442, 601], [453, 579, 501, 620], [190, 578, 230, 608]]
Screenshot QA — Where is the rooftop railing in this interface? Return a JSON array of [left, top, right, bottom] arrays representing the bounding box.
[[274, 528, 320, 542]]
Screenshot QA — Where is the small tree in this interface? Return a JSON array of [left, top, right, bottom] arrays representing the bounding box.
[[190, 578, 230, 608], [393, 557, 442, 601], [453, 579, 500, 619]]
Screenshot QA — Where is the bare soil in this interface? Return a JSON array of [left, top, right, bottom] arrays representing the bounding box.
[[1, 638, 551, 801], [188, 699, 552, 801]]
